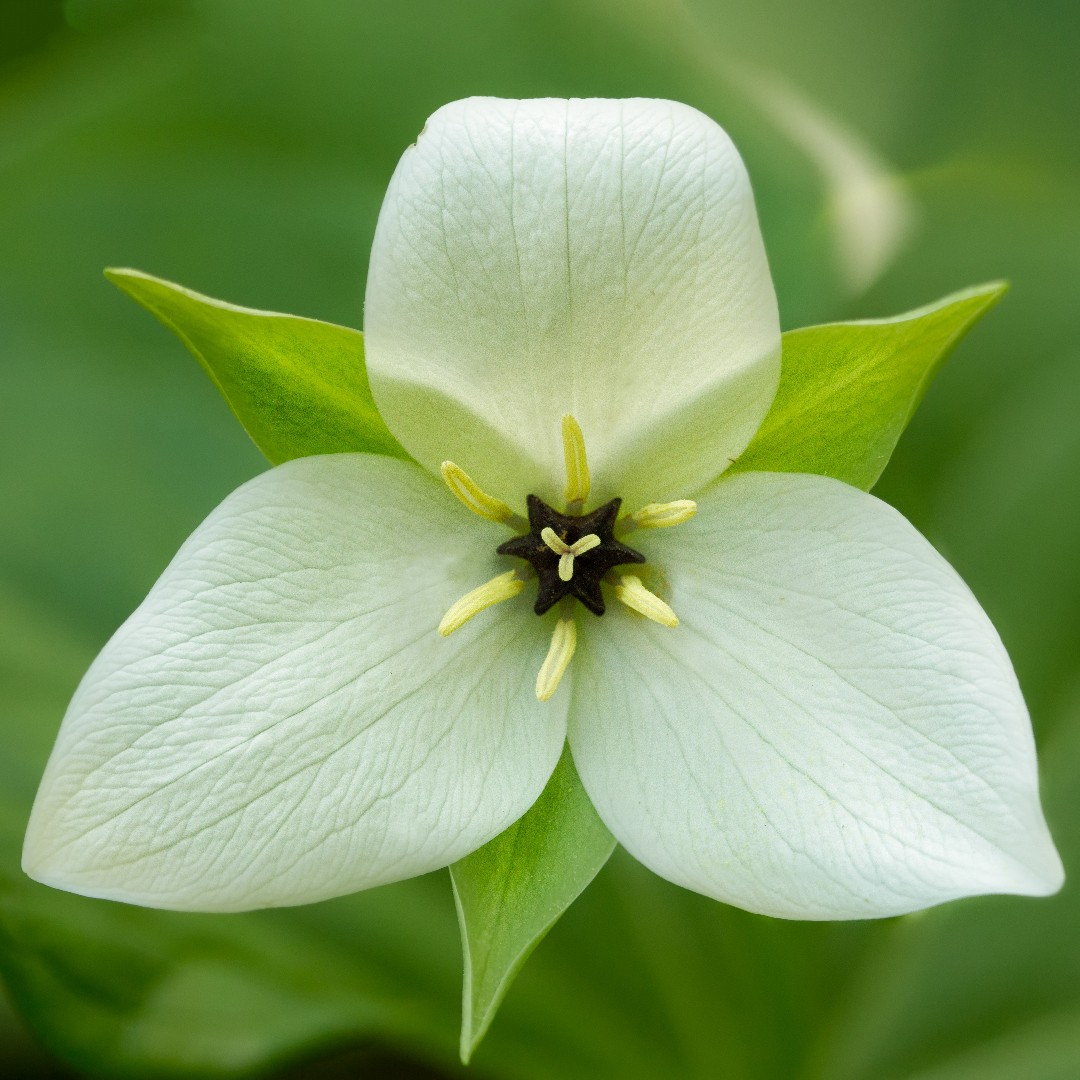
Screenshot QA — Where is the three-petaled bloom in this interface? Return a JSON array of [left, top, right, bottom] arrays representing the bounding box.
[[24, 98, 1062, 921]]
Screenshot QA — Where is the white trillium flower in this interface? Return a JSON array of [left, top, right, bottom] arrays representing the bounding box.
[[24, 98, 1063, 921]]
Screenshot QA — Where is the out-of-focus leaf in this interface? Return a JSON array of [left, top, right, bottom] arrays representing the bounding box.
[[106, 269, 407, 465], [733, 67, 917, 294], [450, 746, 614, 1063], [901, 1008, 1080, 1080], [931, 351, 1080, 722], [731, 283, 1006, 490], [0, 878, 401, 1080]]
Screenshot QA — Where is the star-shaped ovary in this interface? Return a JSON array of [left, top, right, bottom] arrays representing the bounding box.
[[497, 496, 645, 615]]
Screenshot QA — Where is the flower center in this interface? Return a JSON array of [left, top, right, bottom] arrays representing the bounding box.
[[496, 495, 645, 616], [436, 415, 695, 701]]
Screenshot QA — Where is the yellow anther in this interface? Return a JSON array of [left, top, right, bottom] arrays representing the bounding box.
[[440, 461, 521, 526], [561, 414, 591, 511], [623, 500, 697, 532], [541, 528, 600, 581], [536, 613, 577, 701], [438, 570, 524, 636], [614, 575, 679, 628]]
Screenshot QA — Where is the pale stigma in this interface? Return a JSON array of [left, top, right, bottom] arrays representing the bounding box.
[[535, 612, 577, 701], [614, 574, 679, 628], [561, 414, 590, 513], [540, 528, 601, 581], [439, 570, 525, 636]]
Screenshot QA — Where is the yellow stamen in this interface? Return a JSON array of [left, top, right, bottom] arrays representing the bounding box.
[[561, 414, 591, 511], [439, 570, 524, 636], [440, 461, 522, 527], [614, 574, 679, 628], [541, 528, 601, 581], [623, 500, 697, 532], [536, 613, 577, 701]]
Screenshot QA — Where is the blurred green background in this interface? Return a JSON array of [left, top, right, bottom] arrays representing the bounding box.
[[1, 0, 1078, 1077]]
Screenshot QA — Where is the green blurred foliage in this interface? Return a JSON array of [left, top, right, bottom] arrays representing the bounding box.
[[0, 0, 1077, 1077]]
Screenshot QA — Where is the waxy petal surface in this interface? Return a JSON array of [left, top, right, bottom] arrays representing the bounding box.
[[24, 455, 566, 911], [364, 97, 781, 508], [569, 472, 1063, 919]]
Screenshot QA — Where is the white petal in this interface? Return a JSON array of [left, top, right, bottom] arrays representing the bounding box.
[[23, 455, 565, 911], [569, 472, 1063, 919], [364, 97, 781, 509]]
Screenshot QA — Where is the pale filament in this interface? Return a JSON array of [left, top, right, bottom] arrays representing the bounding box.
[[620, 499, 697, 533], [613, 574, 679, 628], [561, 414, 591, 513], [438, 570, 525, 636], [440, 461, 527, 530], [536, 608, 577, 701], [540, 527, 601, 581]]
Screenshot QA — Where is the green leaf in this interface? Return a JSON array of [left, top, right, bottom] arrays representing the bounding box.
[[105, 268, 408, 465], [900, 1009, 1080, 1080], [449, 745, 615, 1064], [0, 866, 462, 1080], [731, 282, 1008, 490]]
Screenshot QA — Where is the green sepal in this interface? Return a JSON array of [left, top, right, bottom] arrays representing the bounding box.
[[449, 745, 615, 1063], [105, 268, 408, 464], [731, 282, 1008, 490]]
